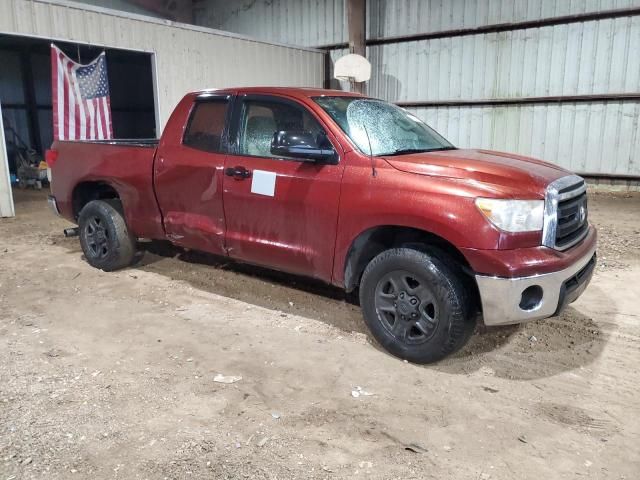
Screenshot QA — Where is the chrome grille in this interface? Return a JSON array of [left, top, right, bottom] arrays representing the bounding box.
[[542, 175, 589, 251], [556, 192, 588, 249]]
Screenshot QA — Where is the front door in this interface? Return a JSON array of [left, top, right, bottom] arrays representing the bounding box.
[[222, 94, 344, 282]]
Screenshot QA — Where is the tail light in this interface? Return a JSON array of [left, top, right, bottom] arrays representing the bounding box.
[[45, 149, 58, 168]]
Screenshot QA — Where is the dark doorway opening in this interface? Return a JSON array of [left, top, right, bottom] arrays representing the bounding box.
[[0, 34, 157, 178]]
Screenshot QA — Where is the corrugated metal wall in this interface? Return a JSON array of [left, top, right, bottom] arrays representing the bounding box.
[[368, 0, 640, 37], [367, 17, 640, 101], [197, 0, 640, 44], [194, 0, 346, 47], [198, 0, 640, 177], [0, 0, 324, 130]]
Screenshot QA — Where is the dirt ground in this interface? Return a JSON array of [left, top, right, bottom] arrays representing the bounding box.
[[1, 188, 639, 480]]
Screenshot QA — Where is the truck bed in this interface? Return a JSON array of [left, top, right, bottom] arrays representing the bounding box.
[[49, 139, 165, 239]]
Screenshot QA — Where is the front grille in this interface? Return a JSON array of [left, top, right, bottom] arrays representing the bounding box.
[[556, 192, 588, 249], [542, 175, 589, 251]]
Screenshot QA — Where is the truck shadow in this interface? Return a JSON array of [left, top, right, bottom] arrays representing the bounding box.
[[134, 241, 610, 380], [58, 237, 610, 380], [134, 241, 367, 334]]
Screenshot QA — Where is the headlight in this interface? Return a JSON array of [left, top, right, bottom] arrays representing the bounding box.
[[475, 198, 544, 233]]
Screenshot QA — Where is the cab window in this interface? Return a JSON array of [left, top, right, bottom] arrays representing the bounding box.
[[183, 99, 228, 153], [238, 98, 332, 159]]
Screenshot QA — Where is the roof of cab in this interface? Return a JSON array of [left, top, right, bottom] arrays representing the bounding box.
[[192, 86, 365, 98]]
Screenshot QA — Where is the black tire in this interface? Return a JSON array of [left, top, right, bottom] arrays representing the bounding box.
[[78, 199, 136, 271], [359, 248, 475, 364]]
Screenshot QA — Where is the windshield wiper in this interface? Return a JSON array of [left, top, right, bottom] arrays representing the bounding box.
[[428, 146, 457, 151], [379, 146, 456, 157], [378, 148, 431, 157]]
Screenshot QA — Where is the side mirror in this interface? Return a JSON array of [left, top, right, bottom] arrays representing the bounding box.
[[270, 130, 338, 164]]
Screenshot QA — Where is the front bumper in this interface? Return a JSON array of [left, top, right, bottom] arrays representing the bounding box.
[[476, 243, 597, 326]]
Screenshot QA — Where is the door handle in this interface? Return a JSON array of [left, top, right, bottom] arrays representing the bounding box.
[[225, 166, 252, 180]]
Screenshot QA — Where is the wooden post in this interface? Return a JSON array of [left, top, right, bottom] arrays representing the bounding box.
[[347, 0, 366, 93]]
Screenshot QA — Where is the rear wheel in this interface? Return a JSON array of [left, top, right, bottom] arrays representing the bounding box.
[[359, 248, 475, 364], [78, 199, 136, 271]]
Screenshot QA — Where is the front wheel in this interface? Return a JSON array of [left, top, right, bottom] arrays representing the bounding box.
[[359, 248, 475, 364], [78, 199, 136, 271]]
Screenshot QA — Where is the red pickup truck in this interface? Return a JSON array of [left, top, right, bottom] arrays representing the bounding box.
[[47, 87, 597, 363]]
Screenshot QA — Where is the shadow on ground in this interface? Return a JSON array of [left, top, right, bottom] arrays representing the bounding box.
[[55, 236, 611, 381], [136, 240, 366, 334]]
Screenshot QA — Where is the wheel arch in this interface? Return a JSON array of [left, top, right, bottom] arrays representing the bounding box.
[[71, 181, 121, 220], [343, 225, 476, 294]]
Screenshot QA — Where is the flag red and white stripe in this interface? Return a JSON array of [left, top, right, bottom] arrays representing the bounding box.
[[51, 44, 113, 141]]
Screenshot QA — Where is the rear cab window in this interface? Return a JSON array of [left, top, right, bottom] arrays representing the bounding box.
[[183, 98, 229, 153]]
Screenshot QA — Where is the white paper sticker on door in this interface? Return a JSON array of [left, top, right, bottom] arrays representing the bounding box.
[[251, 170, 276, 197]]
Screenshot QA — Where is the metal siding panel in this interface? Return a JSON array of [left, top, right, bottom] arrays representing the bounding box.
[[626, 102, 640, 175], [625, 15, 640, 90], [543, 104, 561, 161], [562, 22, 582, 95], [593, 19, 615, 92], [370, 16, 639, 104], [503, 105, 519, 153], [200, 0, 640, 44], [517, 105, 533, 155], [196, 0, 345, 46], [482, 33, 498, 98], [468, 105, 484, 147], [450, 33, 463, 99], [609, 17, 630, 92], [520, 29, 536, 97], [408, 102, 640, 175], [364, 0, 640, 37], [577, 20, 598, 94], [592, 102, 610, 173], [460, 35, 474, 99], [596, 102, 618, 173]]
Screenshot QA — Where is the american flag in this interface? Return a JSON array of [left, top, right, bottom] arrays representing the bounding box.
[[51, 44, 113, 141]]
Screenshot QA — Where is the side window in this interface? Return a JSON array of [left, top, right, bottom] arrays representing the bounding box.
[[238, 99, 332, 159], [183, 99, 228, 153]]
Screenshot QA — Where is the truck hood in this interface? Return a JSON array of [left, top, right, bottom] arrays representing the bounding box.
[[383, 148, 570, 197]]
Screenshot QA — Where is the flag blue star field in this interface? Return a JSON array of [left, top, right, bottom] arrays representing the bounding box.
[[51, 44, 113, 140]]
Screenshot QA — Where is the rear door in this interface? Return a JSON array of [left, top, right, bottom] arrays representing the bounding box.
[[222, 94, 344, 282], [154, 93, 232, 254]]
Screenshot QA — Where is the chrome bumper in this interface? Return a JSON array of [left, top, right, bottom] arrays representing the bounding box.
[[476, 243, 597, 326], [47, 195, 61, 216]]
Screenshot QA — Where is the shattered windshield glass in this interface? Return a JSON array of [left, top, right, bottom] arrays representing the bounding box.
[[313, 96, 454, 156]]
